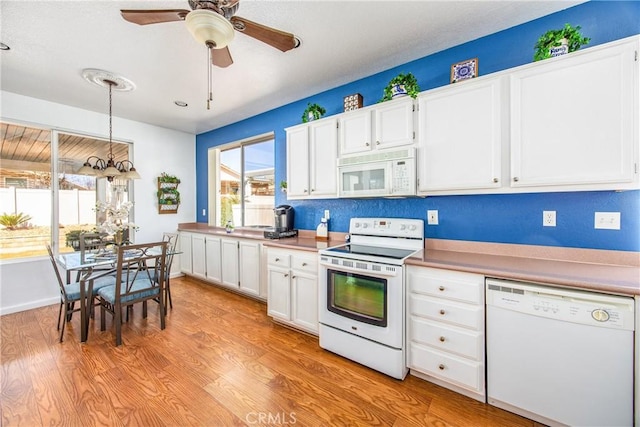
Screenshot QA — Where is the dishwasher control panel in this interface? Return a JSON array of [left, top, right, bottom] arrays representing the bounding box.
[[486, 279, 634, 330]]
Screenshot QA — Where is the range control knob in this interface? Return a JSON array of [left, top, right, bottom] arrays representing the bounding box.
[[362, 223, 369, 228], [400, 224, 406, 230], [409, 224, 417, 231], [591, 309, 610, 322], [354, 222, 360, 228]]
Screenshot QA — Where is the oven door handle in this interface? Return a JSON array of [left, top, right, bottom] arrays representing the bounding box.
[[318, 259, 400, 278]]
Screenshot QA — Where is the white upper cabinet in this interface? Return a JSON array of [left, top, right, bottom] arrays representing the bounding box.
[[417, 76, 505, 194], [339, 96, 415, 155], [286, 117, 338, 199], [510, 37, 638, 190]]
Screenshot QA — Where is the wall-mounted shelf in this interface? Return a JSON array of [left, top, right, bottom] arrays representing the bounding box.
[[157, 176, 180, 214]]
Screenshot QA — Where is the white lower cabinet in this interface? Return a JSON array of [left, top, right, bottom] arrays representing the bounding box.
[[179, 232, 193, 274], [179, 232, 264, 300], [407, 265, 486, 402], [267, 247, 318, 335]]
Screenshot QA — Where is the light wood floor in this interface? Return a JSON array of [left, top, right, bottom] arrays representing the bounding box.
[[1, 275, 541, 426]]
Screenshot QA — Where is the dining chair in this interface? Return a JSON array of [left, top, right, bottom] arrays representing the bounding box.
[[77, 232, 110, 281], [96, 241, 168, 346], [161, 232, 178, 311], [46, 244, 83, 342]]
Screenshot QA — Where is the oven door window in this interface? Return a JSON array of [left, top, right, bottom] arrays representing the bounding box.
[[327, 269, 387, 327]]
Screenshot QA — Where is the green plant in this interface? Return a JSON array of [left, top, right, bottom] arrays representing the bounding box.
[[280, 180, 287, 191], [0, 212, 32, 230], [159, 172, 180, 184], [534, 23, 590, 61], [302, 103, 326, 123], [157, 188, 180, 205], [380, 72, 420, 102]]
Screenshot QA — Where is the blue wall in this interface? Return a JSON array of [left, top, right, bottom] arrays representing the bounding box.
[[197, 1, 640, 252]]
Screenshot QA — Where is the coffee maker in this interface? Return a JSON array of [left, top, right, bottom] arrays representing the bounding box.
[[264, 205, 298, 239]]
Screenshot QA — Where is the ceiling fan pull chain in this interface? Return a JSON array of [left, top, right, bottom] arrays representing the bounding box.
[[207, 47, 212, 110]]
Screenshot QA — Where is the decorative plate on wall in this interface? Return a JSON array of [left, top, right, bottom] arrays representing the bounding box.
[[450, 58, 478, 83]]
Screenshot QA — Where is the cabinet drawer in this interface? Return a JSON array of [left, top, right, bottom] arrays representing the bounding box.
[[409, 343, 483, 392], [291, 255, 317, 275], [410, 317, 483, 360], [408, 266, 484, 304], [409, 294, 483, 330], [267, 250, 290, 268]]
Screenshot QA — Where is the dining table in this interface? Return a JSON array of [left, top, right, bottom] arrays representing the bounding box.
[[58, 246, 179, 342]]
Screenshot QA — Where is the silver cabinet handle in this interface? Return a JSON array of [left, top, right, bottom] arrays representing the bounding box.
[[275, 257, 280, 262], [513, 177, 519, 182], [284, 273, 289, 277], [376, 141, 380, 145], [438, 286, 445, 291], [365, 142, 370, 146], [438, 364, 445, 370], [439, 336, 446, 342], [439, 309, 445, 315], [302, 262, 307, 266], [493, 178, 499, 183]]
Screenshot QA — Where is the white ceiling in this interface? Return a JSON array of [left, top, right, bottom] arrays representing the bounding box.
[[0, 0, 583, 135]]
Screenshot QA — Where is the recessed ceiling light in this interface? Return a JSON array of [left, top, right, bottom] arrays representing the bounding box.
[[0, 43, 10, 51], [174, 101, 188, 107]]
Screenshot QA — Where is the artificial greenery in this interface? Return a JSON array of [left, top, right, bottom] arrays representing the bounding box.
[[157, 188, 180, 205], [0, 212, 32, 230], [533, 23, 590, 61], [280, 180, 287, 192], [380, 72, 420, 102], [159, 172, 180, 184], [301, 103, 326, 123]]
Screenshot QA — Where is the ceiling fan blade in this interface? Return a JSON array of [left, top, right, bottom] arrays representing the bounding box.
[[121, 10, 190, 25], [230, 16, 299, 52], [211, 46, 234, 68]]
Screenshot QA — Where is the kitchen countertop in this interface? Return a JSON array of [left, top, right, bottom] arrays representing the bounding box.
[[178, 223, 640, 296]]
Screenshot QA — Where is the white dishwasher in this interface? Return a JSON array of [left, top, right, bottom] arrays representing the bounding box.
[[486, 278, 634, 427]]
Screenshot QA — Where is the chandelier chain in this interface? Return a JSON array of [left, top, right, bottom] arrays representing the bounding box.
[[108, 81, 114, 160]]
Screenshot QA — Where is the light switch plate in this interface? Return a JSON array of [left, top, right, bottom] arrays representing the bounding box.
[[427, 210, 439, 225]]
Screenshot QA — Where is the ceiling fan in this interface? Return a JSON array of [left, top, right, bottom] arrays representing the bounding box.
[[121, 0, 301, 68]]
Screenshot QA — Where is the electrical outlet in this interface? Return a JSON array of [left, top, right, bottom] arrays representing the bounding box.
[[324, 210, 330, 220], [543, 210, 556, 227], [202, 209, 206, 216], [427, 210, 439, 225], [594, 212, 621, 230]]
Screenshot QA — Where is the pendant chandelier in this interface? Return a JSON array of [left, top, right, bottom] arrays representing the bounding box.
[[77, 69, 140, 182]]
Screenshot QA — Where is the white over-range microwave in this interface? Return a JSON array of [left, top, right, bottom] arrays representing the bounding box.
[[337, 148, 416, 198]]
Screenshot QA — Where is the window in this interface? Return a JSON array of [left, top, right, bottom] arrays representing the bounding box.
[[210, 133, 275, 228], [0, 121, 132, 260]]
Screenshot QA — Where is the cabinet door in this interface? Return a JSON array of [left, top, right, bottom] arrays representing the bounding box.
[[220, 239, 239, 289], [309, 117, 338, 197], [291, 271, 318, 333], [191, 233, 206, 280], [267, 266, 291, 321], [510, 41, 637, 188], [239, 240, 260, 297], [418, 77, 503, 193], [375, 97, 414, 149], [205, 235, 221, 283], [286, 125, 310, 198], [339, 109, 372, 155], [178, 233, 192, 274]]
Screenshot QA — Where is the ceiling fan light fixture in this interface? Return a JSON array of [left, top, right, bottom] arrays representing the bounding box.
[[185, 9, 234, 48]]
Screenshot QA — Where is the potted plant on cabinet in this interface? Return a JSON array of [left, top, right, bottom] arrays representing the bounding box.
[[302, 103, 326, 123], [380, 72, 420, 102], [533, 23, 590, 61]]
